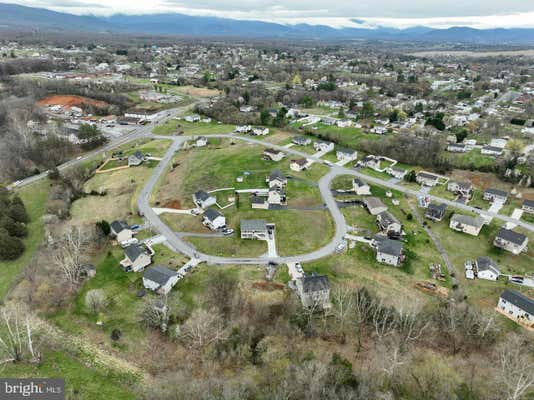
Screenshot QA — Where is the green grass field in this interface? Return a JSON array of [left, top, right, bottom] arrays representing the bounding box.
[[0, 180, 50, 300], [298, 123, 382, 150], [153, 119, 234, 136], [444, 149, 495, 170]]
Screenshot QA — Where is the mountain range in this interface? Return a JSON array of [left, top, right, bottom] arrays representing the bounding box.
[[2, 2, 534, 44]]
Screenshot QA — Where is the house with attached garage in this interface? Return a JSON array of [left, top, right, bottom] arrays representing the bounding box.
[[195, 136, 208, 147], [266, 170, 287, 188], [377, 211, 402, 236], [447, 180, 473, 199], [336, 148, 358, 161], [481, 145, 503, 156], [364, 197, 388, 216], [110, 220, 133, 243], [483, 188, 508, 203], [235, 125, 252, 133], [251, 127, 269, 136], [475, 256, 500, 281], [374, 236, 404, 266], [184, 114, 201, 123], [120, 243, 152, 272], [292, 136, 311, 146], [449, 214, 485, 236], [416, 171, 439, 187], [295, 273, 330, 309], [522, 199, 534, 214], [268, 185, 286, 206], [202, 208, 226, 231], [497, 289, 534, 328], [360, 155, 381, 170], [128, 151, 145, 167], [290, 158, 312, 172], [143, 265, 179, 295], [425, 203, 447, 222], [386, 166, 407, 180], [263, 148, 285, 162], [193, 190, 217, 209], [240, 219, 273, 240], [313, 141, 335, 153], [493, 228, 529, 255], [353, 179, 371, 195]]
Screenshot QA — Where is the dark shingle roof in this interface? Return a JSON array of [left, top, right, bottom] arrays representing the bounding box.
[[495, 228, 527, 245], [124, 244, 144, 261], [194, 190, 211, 202], [240, 219, 267, 232], [501, 289, 534, 315], [143, 265, 177, 286], [523, 199, 534, 208], [485, 188, 508, 198], [476, 256, 500, 275], [110, 220, 129, 233], [301, 274, 329, 293], [376, 238, 403, 257], [378, 211, 400, 227], [203, 208, 223, 222], [269, 170, 286, 181]]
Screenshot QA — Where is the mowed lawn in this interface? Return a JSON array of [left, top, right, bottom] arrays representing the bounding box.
[[0, 180, 49, 299], [116, 138, 173, 158], [153, 118, 234, 136]]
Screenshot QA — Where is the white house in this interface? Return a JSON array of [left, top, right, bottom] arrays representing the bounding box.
[[290, 158, 312, 172], [110, 220, 133, 243], [353, 179, 371, 195], [481, 145, 503, 156], [493, 228, 529, 255], [377, 211, 402, 236], [235, 125, 252, 133], [484, 188, 508, 203], [195, 136, 208, 147], [193, 190, 216, 209], [263, 148, 285, 162], [202, 208, 226, 231], [336, 148, 358, 161], [475, 256, 500, 281], [364, 197, 387, 215], [416, 172, 439, 187], [184, 114, 201, 123], [295, 273, 330, 309], [498, 289, 534, 328], [143, 265, 179, 295], [292, 136, 311, 146], [522, 199, 534, 214], [120, 244, 152, 273], [449, 214, 485, 236], [240, 219, 272, 240], [447, 181, 473, 198], [386, 166, 407, 180], [375, 237, 404, 267], [251, 127, 269, 136], [313, 141, 335, 153]]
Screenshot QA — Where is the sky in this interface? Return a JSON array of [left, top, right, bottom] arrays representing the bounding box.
[[6, 0, 534, 29]]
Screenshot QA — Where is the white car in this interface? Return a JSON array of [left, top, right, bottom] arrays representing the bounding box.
[[120, 238, 139, 248]]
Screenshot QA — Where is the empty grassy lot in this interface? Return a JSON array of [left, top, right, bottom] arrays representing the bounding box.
[[444, 149, 495, 170], [298, 123, 383, 149], [152, 118, 234, 136], [116, 138, 173, 158], [0, 180, 50, 299]]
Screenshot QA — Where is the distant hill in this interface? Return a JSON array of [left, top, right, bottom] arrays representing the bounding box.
[[1, 2, 534, 44]]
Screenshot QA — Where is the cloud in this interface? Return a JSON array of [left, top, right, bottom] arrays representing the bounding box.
[[4, 0, 534, 28]]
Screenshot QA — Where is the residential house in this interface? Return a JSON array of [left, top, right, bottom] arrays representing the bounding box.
[[120, 244, 152, 272], [447, 181, 473, 199], [425, 203, 447, 222], [235, 125, 252, 133], [370, 126, 387, 135], [292, 136, 311, 146], [447, 143, 468, 153], [295, 273, 330, 309], [313, 141, 335, 153], [290, 158, 312, 172], [449, 214, 485, 236], [377, 211, 403, 236], [193, 190, 216, 209], [375, 236, 404, 266], [483, 188, 508, 203], [416, 172, 439, 187], [476, 256, 500, 281], [263, 148, 285, 162], [493, 228, 529, 255], [522, 199, 534, 214], [239, 105, 254, 113], [353, 179, 371, 195], [497, 289, 534, 327], [143, 265, 179, 295], [336, 148, 358, 161], [268, 185, 286, 206], [128, 151, 144, 166], [481, 145, 503, 156], [195, 136, 208, 147], [184, 114, 201, 123], [202, 208, 226, 231], [251, 195, 268, 210], [386, 166, 407, 180], [266, 170, 287, 188], [364, 197, 388, 215], [360, 155, 381, 170], [240, 219, 272, 240], [251, 127, 269, 136], [110, 220, 133, 243]]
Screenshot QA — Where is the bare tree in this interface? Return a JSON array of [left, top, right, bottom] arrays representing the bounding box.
[[176, 308, 227, 349], [371, 300, 397, 341], [53, 227, 87, 285], [497, 335, 534, 400], [85, 289, 108, 315], [0, 304, 45, 365], [141, 297, 169, 333], [396, 303, 429, 351], [331, 284, 356, 333]]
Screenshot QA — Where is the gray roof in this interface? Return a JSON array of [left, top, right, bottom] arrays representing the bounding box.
[[495, 228, 527, 245], [269, 170, 286, 181], [451, 214, 485, 228], [143, 265, 178, 286], [292, 136, 310, 144], [523, 199, 534, 208], [203, 208, 223, 222], [483, 145, 503, 152], [426, 203, 447, 217], [251, 195, 266, 204], [110, 220, 129, 233], [240, 219, 268, 232], [264, 148, 282, 155], [124, 244, 144, 261], [194, 190, 212, 202], [301, 273, 329, 293], [417, 172, 439, 181], [476, 256, 500, 275], [450, 180, 472, 190], [377, 211, 401, 227], [376, 237, 403, 256], [500, 289, 534, 315], [485, 188, 508, 198], [353, 178, 368, 187], [337, 147, 356, 155], [364, 196, 386, 210]]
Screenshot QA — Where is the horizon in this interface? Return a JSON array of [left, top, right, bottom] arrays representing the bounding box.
[[3, 0, 534, 30]]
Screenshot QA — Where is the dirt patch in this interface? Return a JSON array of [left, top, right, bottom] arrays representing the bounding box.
[[450, 169, 534, 199], [38, 95, 109, 109], [178, 86, 220, 97], [162, 199, 182, 209], [252, 281, 285, 291]]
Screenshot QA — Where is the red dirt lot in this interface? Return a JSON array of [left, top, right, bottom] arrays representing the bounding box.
[[37, 95, 108, 109]]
